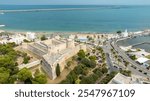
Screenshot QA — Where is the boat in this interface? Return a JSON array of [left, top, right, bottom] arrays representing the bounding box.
[[0, 25, 5, 27]]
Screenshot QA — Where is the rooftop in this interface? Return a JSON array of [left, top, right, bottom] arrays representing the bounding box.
[[43, 48, 72, 68], [136, 57, 149, 64], [108, 73, 150, 84], [109, 73, 131, 84]]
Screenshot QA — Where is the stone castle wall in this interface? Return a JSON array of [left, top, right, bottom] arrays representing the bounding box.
[[49, 44, 86, 80]]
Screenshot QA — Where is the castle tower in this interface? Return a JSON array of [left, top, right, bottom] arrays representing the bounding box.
[[66, 39, 75, 48]]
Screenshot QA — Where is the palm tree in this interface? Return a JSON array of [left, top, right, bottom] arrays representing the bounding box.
[[113, 51, 116, 55], [114, 55, 118, 60], [98, 35, 100, 39], [102, 63, 107, 68], [124, 61, 129, 67], [117, 58, 121, 65], [98, 41, 101, 46], [111, 49, 113, 53]]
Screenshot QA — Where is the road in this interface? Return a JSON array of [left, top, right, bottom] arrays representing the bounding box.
[[102, 41, 121, 73], [105, 53, 119, 73], [110, 39, 150, 78], [87, 37, 150, 78]]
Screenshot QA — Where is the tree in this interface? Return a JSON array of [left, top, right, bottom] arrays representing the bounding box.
[[89, 55, 97, 61], [101, 63, 107, 68], [0, 67, 10, 84], [56, 64, 61, 77], [0, 44, 20, 83], [33, 74, 47, 84], [130, 55, 137, 60], [8, 74, 18, 84], [89, 60, 96, 68], [34, 69, 40, 77], [98, 41, 101, 46], [93, 68, 103, 77], [87, 37, 93, 41], [81, 58, 89, 66], [32, 69, 47, 84], [117, 58, 121, 65], [102, 52, 105, 57], [120, 70, 131, 77], [99, 71, 117, 84], [114, 55, 118, 61], [41, 35, 47, 41], [74, 64, 84, 75], [81, 58, 96, 68], [97, 47, 103, 52], [117, 30, 122, 34], [67, 61, 72, 67], [82, 68, 89, 76], [101, 67, 108, 74], [136, 48, 141, 51], [75, 78, 81, 84], [65, 71, 77, 84], [92, 49, 96, 54], [17, 68, 32, 82], [124, 61, 129, 67], [77, 50, 86, 60], [80, 74, 98, 84], [23, 56, 30, 64], [0, 56, 18, 74]]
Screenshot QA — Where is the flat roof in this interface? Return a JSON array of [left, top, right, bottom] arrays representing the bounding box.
[[43, 48, 72, 68], [136, 57, 149, 64], [108, 73, 131, 84]]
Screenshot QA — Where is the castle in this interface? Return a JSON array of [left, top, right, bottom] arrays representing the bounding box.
[[27, 37, 86, 79]]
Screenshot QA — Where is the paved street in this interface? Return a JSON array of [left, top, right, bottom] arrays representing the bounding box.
[[87, 36, 150, 79], [105, 53, 119, 73], [110, 39, 150, 78]]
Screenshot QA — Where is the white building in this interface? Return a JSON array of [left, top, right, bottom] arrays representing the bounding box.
[[9, 37, 24, 45], [122, 29, 128, 37], [136, 57, 150, 68], [26, 32, 36, 41], [69, 34, 75, 39], [109, 73, 150, 84], [136, 57, 149, 64], [0, 34, 25, 45]]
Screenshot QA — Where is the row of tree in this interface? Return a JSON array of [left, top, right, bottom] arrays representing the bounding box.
[[18, 68, 47, 84], [0, 44, 47, 84], [61, 49, 109, 84], [0, 44, 19, 83]]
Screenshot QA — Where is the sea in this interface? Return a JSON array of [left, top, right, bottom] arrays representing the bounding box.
[[1, 5, 150, 33]]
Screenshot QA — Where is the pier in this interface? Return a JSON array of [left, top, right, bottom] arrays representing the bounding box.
[[132, 42, 150, 47]]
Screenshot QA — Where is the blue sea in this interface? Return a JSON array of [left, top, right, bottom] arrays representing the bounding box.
[[1, 5, 150, 32]]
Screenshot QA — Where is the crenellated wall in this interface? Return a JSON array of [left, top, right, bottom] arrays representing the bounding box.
[[41, 44, 86, 80]]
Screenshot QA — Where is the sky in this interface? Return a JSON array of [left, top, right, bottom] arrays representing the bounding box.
[[0, 0, 150, 5]]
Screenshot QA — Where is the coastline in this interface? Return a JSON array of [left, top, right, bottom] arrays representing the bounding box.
[[1, 28, 150, 34], [116, 31, 150, 53], [0, 29, 116, 36]]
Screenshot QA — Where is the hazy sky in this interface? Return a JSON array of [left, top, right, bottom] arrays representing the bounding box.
[[0, 0, 150, 5]]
